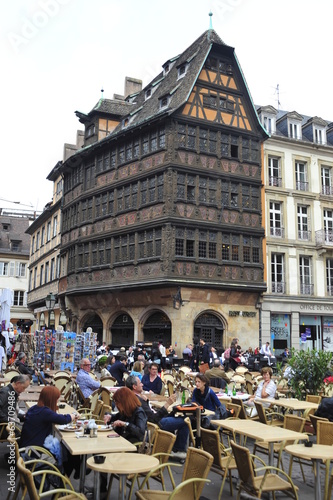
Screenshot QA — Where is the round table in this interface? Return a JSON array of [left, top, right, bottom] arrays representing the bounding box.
[[87, 452, 159, 500], [285, 443, 333, 500]]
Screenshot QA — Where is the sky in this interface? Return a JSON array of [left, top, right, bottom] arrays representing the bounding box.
[[1, 0, 333, 213]]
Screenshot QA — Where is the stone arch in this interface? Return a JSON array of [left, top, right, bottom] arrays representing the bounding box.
[[110, 312, 134, 347], [81, 312, 103, 345], [141, 309, 172, 346], [193, 310, 227, 351]]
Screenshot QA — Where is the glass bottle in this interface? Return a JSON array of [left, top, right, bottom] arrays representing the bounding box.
[[232, 384, 236, 396], [181, 389, 186, 404]]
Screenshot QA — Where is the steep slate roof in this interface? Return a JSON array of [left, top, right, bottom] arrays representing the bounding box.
[[76, 98, 132, 123], [112, 30, 228, 132], [0, 216, 31, 255]]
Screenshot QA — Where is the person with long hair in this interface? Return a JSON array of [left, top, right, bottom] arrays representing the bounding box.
[[192, 373, 230, 428], [104, 386, 147, 443], [20, 386, 80, 477], [130, 360, 144, 380]]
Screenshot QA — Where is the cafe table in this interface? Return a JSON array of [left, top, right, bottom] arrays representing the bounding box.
[[285, 443, 333, 500], [211, 418, 308, 466], [19, 392, 65, 403], [25, 401, 76, 415], [57, 428, 136, 492], [87, 452, 159, 500], [256, 397, 318, 415]]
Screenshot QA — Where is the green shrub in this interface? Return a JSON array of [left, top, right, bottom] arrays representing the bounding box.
[[287, 348, 332, 400], [98, 355, 108, 366]]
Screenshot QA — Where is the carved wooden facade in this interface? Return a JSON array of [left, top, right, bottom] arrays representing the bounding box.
[[59, 30, 268, 348]]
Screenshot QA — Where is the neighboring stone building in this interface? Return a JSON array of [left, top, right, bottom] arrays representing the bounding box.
[[0, 210, 36, 331], [58, 29, 268, 352], [26, 131, 84, 331], [258, 105, 333, 354]]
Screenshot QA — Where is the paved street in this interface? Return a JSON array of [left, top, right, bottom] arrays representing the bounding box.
[[0, 434, 320, 499]]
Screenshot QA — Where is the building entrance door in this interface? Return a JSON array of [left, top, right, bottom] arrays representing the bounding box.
[[194, 313, 224, 350]]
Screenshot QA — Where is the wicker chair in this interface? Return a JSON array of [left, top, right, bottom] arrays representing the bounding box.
[[200, 427, 237, 498], [230, 440, 298, 499], [100, 376, 117, 387], [125, 429, 177, 499], [317, 420, 333, 500], [16, 456, 87, 499], [254, 401, 283, 427], [254, 414, 305, 473], [309, 413, 328, 435], [135, 446, 213, 500]]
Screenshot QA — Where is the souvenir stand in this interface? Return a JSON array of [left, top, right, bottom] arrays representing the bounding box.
[[34, 329, 56, 370], [15, 332, 36, 367], [53, 326, 77, 372]]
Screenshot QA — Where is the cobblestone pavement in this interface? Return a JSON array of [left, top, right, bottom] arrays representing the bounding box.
[[0, 435, 320, 499]]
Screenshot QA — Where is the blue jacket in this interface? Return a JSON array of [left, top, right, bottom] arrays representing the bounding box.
[[192, 385, 222, 412], [20, 405, 71, 447]]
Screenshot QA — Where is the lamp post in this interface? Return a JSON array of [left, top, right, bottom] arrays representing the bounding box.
[[45, 293, 56, 329]]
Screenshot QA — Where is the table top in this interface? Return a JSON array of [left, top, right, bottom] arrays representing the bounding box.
[[211, 418, 308, 443], [86, 452, 159, 474], [20, 392, 65, 402], [59, 429, 136, 455], [25, 401, 76, 414], [256, 397, 318, 411], [285, 443, 333, 461], [217, 391, 249, 401]]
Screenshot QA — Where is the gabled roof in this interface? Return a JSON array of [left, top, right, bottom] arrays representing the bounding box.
[[75, 98, 132, 124], [113, 30, 228, 131]]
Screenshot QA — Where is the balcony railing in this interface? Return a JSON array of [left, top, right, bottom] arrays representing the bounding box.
[[269, 176, 282, 187], [322, 185, 333, 195], [315, 229, 333, 246], [300, 283, 314, 295], [298, 230, 311, 241], [272, 282, 285, 293], [295, 180, 309, 191], [270, 227, 284, 238]]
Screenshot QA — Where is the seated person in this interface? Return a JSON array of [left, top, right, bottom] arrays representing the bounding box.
[[192, 373, 230, 427], [141, 363, 163, 394], [14, 352, 37, 378], [205, 359, 230, 386], [20, 386, 80, 478], [76, 358, 100, 398], [109, 356, 128, 385], [260, 342, 276, 366], [246, 366, 276, 416], [0, 374, 30, 436], [130, 360, 144, 381], [104, 387, 147, 443], [126, 375, 188, 459]]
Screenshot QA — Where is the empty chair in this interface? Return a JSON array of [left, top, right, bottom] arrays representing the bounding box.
[[254, 401, 283, 427], [100, 376, 117, 387], [16, 456, 87, 499], [309, 413, 328, 435], [230, 440, 298, 499], [135, 446, 213, 500], [201, 426, 237, 498]]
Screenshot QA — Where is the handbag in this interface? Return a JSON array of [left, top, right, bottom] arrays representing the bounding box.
[[199, 363, 209, 373]]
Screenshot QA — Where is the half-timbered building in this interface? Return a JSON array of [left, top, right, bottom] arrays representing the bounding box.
[[59, 30, 268, 351]]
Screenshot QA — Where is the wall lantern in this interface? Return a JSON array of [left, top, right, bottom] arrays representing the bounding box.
[[173, 287, 184, 310], [45, 293, 56, 310]]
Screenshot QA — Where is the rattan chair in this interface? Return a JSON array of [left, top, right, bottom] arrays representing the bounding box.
[[309, 413, 328, 435], [254, 401, 283, 427], [254, 414, 305, 472], [306, 394, 322, 404], [230, 440, 298, 499], [125, 429, 177, 499], [100, 376, 117, 387], [200, 426, 237, 498], [135, 446, 213, 500], [4, 369, 20, 380], [16, 456, 87, 499]]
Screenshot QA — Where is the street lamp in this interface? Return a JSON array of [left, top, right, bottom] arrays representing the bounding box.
[[45, 293, 56, 310]]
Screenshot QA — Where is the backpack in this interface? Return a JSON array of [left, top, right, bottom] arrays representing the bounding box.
[[224, 347, 231, 360]]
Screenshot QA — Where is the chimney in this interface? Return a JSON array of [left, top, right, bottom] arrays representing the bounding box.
[[124, 77, 142, 98]]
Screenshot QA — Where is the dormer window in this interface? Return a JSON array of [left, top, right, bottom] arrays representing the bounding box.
[[262, 114, 276, 134], [164, 64, 169, 74], [123, 118, 129, 128], [289, 121, 301, 139], [314, 126, 326, 145], [160, 95, 170, 109], [177, 64, 187, 79], [145, 89, 152, 100]]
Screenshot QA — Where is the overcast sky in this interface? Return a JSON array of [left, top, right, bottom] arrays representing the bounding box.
[[1, 0, 332, 212]]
